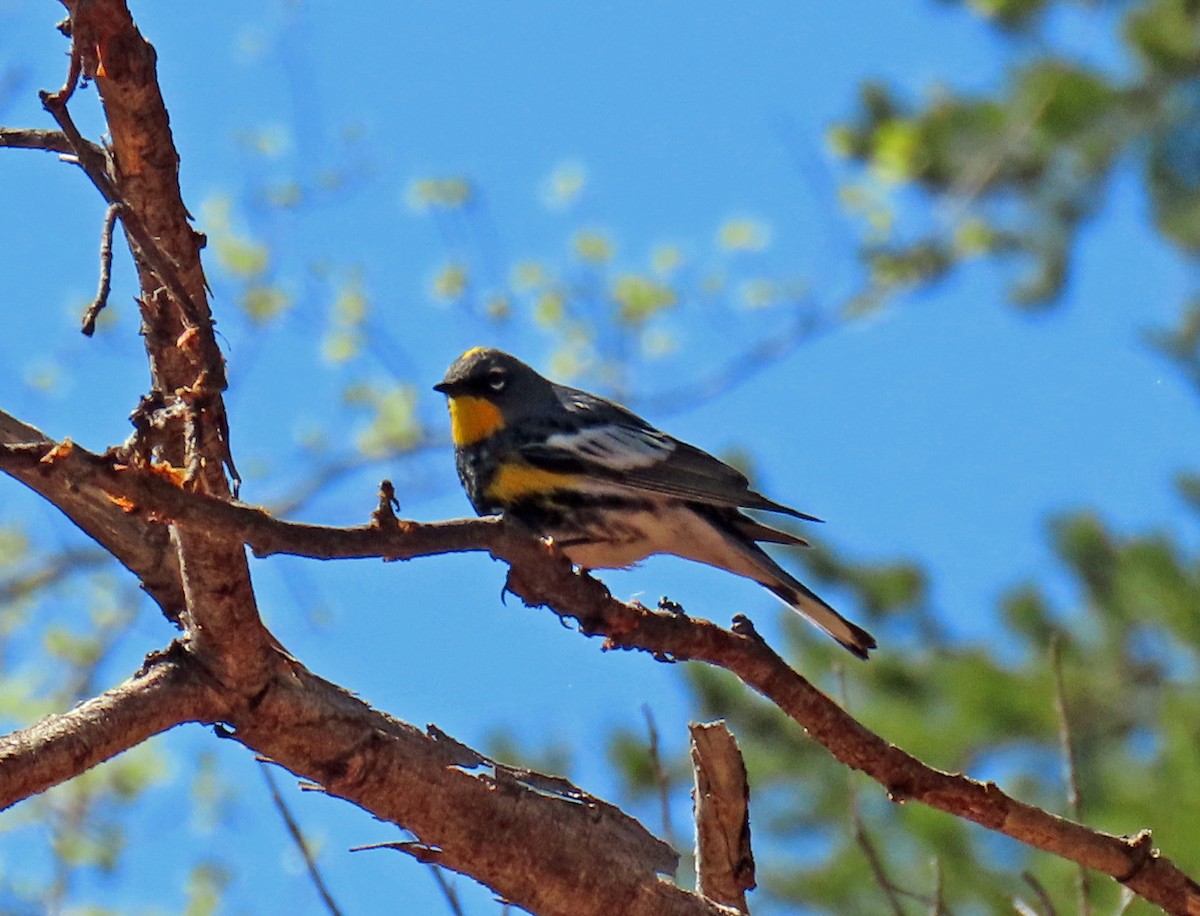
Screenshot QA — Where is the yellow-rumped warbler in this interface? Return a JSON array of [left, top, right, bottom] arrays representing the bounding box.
[[434, 347, 876, 658]]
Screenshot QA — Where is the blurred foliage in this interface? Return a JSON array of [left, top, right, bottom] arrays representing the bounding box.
[[605, 0, 1200, 912], [829, 0, 1200, 308], [0, 563, 174, 912], [4, 0, 1200, 913], [183, 861, 231, 916], [606, 507, 1200, 913]]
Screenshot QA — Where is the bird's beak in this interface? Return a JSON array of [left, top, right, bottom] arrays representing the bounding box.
[[432, 381, 453, 395]]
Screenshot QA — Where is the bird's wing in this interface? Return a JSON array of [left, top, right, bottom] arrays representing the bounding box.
[[517, 386, 821, 521]]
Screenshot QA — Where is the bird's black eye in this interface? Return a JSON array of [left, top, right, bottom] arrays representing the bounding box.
[[488, 369, 508, 392]]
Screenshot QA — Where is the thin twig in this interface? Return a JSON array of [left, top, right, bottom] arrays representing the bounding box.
[[837, 665, 905, 916], [36, 92, 117, 198], [259, 761, 345, 916], [930, 858, 944, 916], [1022, 870, 1059, 916], [426, 863, 466, 916], [0, 126, 81, 155], [1051, 635, 1091, 916], [636, 310, 832, 415], [642, 704, 676, 850], [82, 202, 119, 336], [37, 91, 202, 327], [43, 42, 82, 108], [941, 78, 1057, 227]]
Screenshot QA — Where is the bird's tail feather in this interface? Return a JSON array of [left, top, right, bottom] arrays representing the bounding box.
[[731, 515, 809, 547], [763, 575, 876, 660], [675, 505, 877, 658], [725, 529, 876, 659]]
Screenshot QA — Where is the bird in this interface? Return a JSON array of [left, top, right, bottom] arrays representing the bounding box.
[[433, 347, 876, 658]]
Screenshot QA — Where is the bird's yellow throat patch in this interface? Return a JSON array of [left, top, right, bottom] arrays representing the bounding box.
[[447, 396, 505, 446]]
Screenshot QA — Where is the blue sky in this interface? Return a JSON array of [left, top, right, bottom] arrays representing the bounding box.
[[0, 1, 1195, 913]]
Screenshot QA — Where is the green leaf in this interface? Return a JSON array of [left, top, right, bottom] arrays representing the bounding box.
[[407, 176, 475, 212], [356, 386, 422, 456], [240, 285, 291, 324], [573, 229, 615, 265], [717, 218, 771, 252], [430, 262, 469, 301], [612, 275, 676, 324]]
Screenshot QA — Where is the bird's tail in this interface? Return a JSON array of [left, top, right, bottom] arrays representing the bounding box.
[[721, 518, 876, 658], [762, 572, 876, 660], [673, 505, 877, 658]]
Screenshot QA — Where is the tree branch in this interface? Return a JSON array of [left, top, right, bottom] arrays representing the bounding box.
[[260, 762, 345, 916], [0, 643, 223, 811], [49, 0, 260, 689], [0, 604, 725, 916], [1051, 636, 1091, 916], [0, 126, 95, 156], [690, 722, 755, 913], [231, 666, 722, 916], [0, 410, 185, 619], [0, 426, 735, 915], [81, 201, 119, 336], [0, 435, 1196, 913]]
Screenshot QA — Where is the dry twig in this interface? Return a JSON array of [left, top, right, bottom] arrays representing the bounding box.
[[82, 202, 119, 336], [259, 762, 345, 916]]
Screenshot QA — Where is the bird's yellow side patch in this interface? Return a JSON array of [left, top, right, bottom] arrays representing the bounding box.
[[486, 463, 579, 502], [447, 396, 505, 446]]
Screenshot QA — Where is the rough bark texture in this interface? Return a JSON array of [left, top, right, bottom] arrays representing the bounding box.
[[1, 432, 1199, 912], [0, 412, 185, 618], [691, 722, 755, 914], [0, 645, 221, 811], [0, 3, 1198, 915], [0, 3, 737, 912]]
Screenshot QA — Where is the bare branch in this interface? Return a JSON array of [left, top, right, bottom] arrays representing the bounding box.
[[0, 410, 185, 619], [838, 665, 906, 915], [39, 0, 259, 688], [852, 814, 906, 916], [1, 436, 1195, 913], [235, 667, 719, 916], [50, 0, 234, 484], [0, 644, 222, 811], [260, 762, 345, 916], [424, 862, 466, 916], [81, 202, 119, 336], [35, 92, 119, 201], [36, 65, 206, 335], [1022, 870, 1059, 916], [643, 704, 676, 850], [690, 721, 755, 913], [0, 126, 92, 156], [0, 621, 720, 916], [1051, 636, 1091, 916]]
